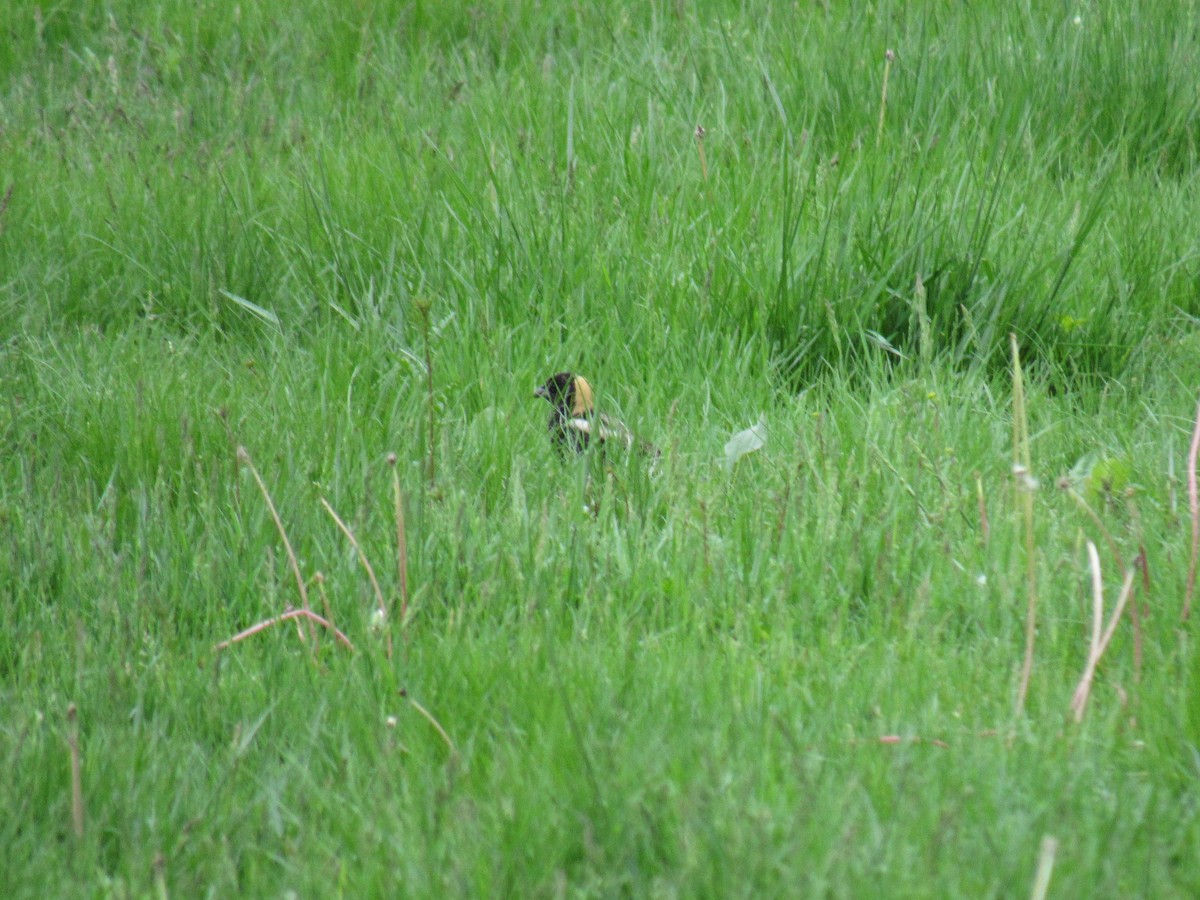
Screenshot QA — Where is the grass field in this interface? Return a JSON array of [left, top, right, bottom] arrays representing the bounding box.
[[4, 1, 1200, 895]]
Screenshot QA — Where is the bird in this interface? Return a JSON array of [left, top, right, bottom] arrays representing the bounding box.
[[534, 371, 660, 460]]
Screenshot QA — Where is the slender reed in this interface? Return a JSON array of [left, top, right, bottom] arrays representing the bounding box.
[[1030, 835, 1059, 900], [694, 125, 708, 182], [214, 608, 354, 652], [391, 453, 410, 648], [320, 498, 386, 620], [415, 299, 437, 489], [1070, 542, 1135, 722], [1011, 334, 1038, 716], [238, 446, 315, 641], [66, 703, 84, 839], [1184, 397, 1200, 620], [876, 49, 895, 147]]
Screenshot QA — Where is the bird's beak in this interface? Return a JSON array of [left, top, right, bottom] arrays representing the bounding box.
[[534, 385, 550, 400]]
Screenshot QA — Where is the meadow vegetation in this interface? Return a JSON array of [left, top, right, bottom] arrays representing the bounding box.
[[3, 1, 1200, 895]]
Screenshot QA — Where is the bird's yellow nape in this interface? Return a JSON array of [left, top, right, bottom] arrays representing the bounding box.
[[571, 376, 594, 415]]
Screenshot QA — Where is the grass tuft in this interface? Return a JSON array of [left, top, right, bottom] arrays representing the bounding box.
[[4, 2, 1200, 895]]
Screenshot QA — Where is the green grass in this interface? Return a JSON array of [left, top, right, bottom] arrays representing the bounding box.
[[4, 0, 1200, 895]]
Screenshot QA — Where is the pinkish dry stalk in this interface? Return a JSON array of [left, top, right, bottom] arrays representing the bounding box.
[[876, 735, 949, 749], [1184, 397, 1200, 621], [1011, 334, 1038, 718], [394, 465, 409, 653], [408, 696, 459, 763], [67, 703, 84, 839], [876, 50, 895, 147], [214, 608, 354, 652], [1070, 542, 1135, 722], [320, 498, 386, 619], [238, 447, 314, 642], [321, 495, 391, 659]]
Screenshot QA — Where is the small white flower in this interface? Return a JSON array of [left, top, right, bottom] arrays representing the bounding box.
[[370, 608, 388, 633], [1012, 464, 1040, 491], [1072, 15, 1082, 26]]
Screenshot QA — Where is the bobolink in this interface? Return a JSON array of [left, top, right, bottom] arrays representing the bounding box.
[[534, 372, 660, 459]]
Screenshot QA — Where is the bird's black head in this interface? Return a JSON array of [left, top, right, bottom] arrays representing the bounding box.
[[535, 372, 594, 416]]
